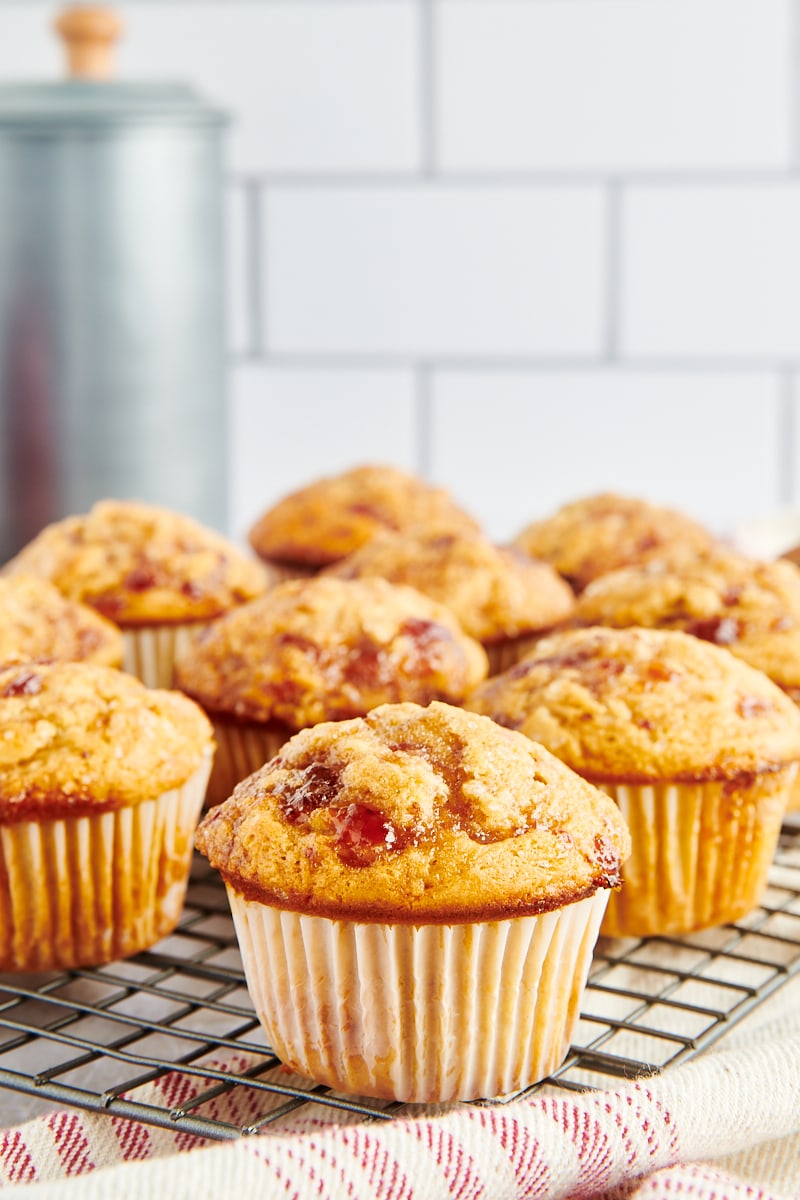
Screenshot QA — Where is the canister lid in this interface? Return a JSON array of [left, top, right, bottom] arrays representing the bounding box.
[[0, 81, 227, 131], [0, 8, 226, 132]]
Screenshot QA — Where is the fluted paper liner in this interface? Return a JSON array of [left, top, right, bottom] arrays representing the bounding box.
[[485, 634, 545, 676], [0, 749, 212, 971], [601, 765, 795, 938], [122, 623, 214, 689], [207, 720, 288, 807], [227, 888, 609, 1104]]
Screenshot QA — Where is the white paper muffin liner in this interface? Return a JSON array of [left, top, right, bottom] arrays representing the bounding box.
[[122, 622, 215, 689], [600, 766, 795, 938], [485, 634, 546, 676], [206, 720, 289, 806], [0, 749, 212, 971], [226, 887, 609, 1103]]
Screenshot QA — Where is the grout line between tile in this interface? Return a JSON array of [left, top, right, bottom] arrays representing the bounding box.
[[245, 179, 265, 358], [226, 353, 799, 374], [226, 170, 800, 189]]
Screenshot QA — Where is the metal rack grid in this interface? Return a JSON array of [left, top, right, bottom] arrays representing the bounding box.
[[1, 825, 799, 1141]]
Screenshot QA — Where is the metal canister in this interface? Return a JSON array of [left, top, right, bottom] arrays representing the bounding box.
[[0, 7, 228, 559]]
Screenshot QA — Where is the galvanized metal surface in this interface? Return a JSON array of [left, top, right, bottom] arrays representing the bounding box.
[[0, 82, 229, 558]]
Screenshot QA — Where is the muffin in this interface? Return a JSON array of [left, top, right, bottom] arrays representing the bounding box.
[[195, 700, 630, 1102], [572, 551, 800, 818], [572, 551, 800, 703], [513, 492, 716, 593], [327, 525, 575, 674], [0, 574, 123, 668], [247, 464, 480, 577], [782, 543, 800, 569], [174, 575, 489, 806], [468, 626, 800, 937], [0, 660, 213, 970], [3, 500, 268, 687]]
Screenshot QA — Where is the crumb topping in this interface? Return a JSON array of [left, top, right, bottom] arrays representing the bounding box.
[[326, 525, 574, 642], [4, 500, 268, 625], [0, 661, 213, 821], [248, 464, 480, 567], [573, 552, 800, 692], [0, 575, 122, 668], [175, 576, 489, 727], [195, 701, 631, 922], [468, 626, 800, 782], [513, 492, 715, 592]]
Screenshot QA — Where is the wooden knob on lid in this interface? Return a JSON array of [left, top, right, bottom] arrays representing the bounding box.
[[54, 6, 123, 80]]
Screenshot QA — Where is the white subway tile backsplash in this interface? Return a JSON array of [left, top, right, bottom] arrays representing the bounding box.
[[118, 3, 421, 173], [0, 6, 62, 80], [430, 371, 781, 541], [622, 186, 800, 358], [264, 186, 607, 356], [1, 0, 798, 538], [229, 364, 419, 542], [437, 0, 791, 172]]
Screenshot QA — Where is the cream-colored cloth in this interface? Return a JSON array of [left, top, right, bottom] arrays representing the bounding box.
[[695, 974, 800, 1193]]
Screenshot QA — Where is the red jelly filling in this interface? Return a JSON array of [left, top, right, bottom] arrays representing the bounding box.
[[1, 668, 43, 697], [686, 615, 740, 645]]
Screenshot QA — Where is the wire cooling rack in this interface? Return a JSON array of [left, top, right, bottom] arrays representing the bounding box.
[[1, 826, 800, 1140]]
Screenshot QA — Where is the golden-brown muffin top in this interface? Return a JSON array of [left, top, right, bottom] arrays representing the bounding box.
[[326, 526, 574, 643], [247, 464, 480, 568], [175, 576, 489, 728], [573, 552, 800, 693], [0, 660, 213, 823], [3, 500, 268, 627], [467, 626, 800, 783], [0, 575, 123, 669], [195, 700, 630, 923], [513, 492, 715, 593]]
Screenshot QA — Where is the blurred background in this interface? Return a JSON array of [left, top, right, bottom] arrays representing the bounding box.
[[0, 0, 796, 546]]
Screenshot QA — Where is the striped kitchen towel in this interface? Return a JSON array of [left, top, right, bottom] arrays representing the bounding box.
[[0, 1011, 798, 1198]]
